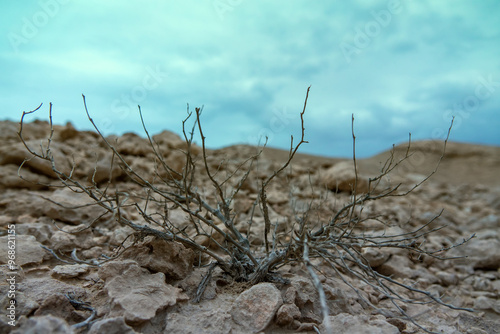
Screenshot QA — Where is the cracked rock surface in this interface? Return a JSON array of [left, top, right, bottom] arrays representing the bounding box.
[[1, 120, 499, 333]]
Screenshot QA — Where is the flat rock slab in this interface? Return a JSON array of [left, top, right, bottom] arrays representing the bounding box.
[[52, 264, 90, 279], [89, 317, 137, 334], [231, 282, 282, 333], [0, 234, 48, 266], [104, 262, 188, 323], [18, 278, 87, 305], [448, 237, 500, 270], [121, 237, 195, 280], [167, 309, 234, 334], [11, 315, 73, 334], [321, 313, 399, 334]]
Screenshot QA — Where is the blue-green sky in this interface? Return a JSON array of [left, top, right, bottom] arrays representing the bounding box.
[[1, 0, 499, 157]]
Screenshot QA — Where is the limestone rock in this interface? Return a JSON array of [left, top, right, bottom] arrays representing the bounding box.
[[33, 294, 86, 324], [266, 188, 288, 205], [18, 278, 87, 305], [98, 260, 138, 281], [468, 214, 499, 230], [177, 267, 217, 301], [276, 303, 301, 326], [164, 149, 189, 177], [56, 122, 79, 141], [84, 151, 125, 184], [43, 187, 108, 225], [0, 264, 25, 283], [321, 313, 399, 334], [50, 223, 108, 252], [361, 248, 390, 267], [104, 263, 188, 323], [0, 214, 16, 227], [288, 276, 321, 320], [167, 309, 234, 334], [121, 237, 195, 280], [473, 296, 500, 314], [458, 312, 500, 334], [52, 264, 90, 279], [375, 255, 414, 278], [16, 218, 53, 243], [0, 141, 73, 178], [320, 161, 369, 193], [11, 315, 73, 334], [89, 317, 138, 334], [231, 282, 282, 333], [115, 132, 151, 157], [1, 120, 500, 334], [323, 283, 361, 316], [109, 226, 135, 245], [0, 234, 49, 266], [0, 120, 22, 141], [80, 246, 105, 260], [0, 190, 46, 219], [163, 208, 189, 229], [435, 271, 459, 287], [152, 130, 189, 151], [0, 291, 39, 330], [447, 237, 500, 270], [0, 164, 51, 190]]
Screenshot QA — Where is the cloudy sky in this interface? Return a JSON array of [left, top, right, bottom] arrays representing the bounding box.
[[1, 1, 499, 158]]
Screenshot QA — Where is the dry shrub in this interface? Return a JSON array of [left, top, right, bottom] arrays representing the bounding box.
[[18, 88, 473, 333]]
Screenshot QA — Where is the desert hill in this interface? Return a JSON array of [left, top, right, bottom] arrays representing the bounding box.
[[2, 119, 498, 187], [362, 140, 500, 187], [227, 139, 500, 187]]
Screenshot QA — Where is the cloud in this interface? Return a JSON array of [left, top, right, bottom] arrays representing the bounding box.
[[1, 0, 499, 158]]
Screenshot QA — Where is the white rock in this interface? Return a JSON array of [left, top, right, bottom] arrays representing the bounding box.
[[89, 317, 137, 334], [447, 237, 500, 270], [121, 237, 195, 280], [12, 315, 73, 334], [320, 161, 369, 193], [52, 264, 90, 279], [167, 309, 234, 334], [105, 263, 188, 323], [0, 234, 48, 266], [321, 313, 399, 334], [231, 283, 283, 333], [362, 248, 390, 267]]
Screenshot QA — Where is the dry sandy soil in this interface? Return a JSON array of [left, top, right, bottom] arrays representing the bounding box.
[[0, 119, 499, 333]]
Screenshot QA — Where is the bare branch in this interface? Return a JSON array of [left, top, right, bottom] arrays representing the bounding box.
[[18, 92, 470, 332]]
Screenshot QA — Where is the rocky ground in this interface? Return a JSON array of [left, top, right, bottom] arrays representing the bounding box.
[[0, 119, 499, 333]]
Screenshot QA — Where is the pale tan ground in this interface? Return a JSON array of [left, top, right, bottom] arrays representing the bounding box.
[[1, 120, 499, 333]]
